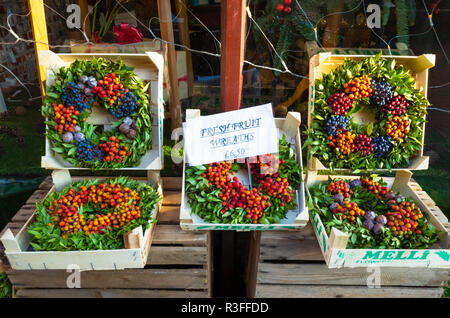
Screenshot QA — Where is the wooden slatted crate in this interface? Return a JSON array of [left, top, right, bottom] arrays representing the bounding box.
[[248, 221, 450, 298], [0, 177, 212, 298]]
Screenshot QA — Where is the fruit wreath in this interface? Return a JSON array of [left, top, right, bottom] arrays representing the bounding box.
[[308, 176, 440, 249], [305, 53, 429, 170], [28, 177, 161, 251], [42, 58, 153, 169], [185, 136, 302, 224]]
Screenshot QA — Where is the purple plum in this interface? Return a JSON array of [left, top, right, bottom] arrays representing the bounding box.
[[364, 211, 376, 221], [373, 223, 384, 235], [333, 193, 344, 204], [363, 219, 374, 230], [74, 132, 85, 142], [62, 132, 73, 143], [375, 215, 387, 225], [349, 179, 362, 188]]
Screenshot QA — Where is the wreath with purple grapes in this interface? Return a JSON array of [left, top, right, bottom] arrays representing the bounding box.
[[42, 58, 153, 169], [305, 52, 429, 170]]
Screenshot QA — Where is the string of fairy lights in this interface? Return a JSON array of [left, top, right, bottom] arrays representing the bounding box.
[[0, 0, 448, 112]]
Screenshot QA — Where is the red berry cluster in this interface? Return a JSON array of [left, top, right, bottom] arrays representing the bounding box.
[[52, 103, 80, 134], [327, 93, 354, 115], [275, 0, 292, 14], [201, 163, 269, 223], [330, 200, 366, 223], [259, 176, 293, 204], [344, 75, 373, 100], [354, 134, 373, 156], [327, 180, 352, 198], [93, 73, 129, 106], [249, 154, 284, 184], [382, 95, 409, 115], [361, 177, 389, 197], [385, 200, 424, 237], [99, 136, 131, 163]]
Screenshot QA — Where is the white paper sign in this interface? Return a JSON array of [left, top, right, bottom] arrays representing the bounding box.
[[183, 104, 279, 166]]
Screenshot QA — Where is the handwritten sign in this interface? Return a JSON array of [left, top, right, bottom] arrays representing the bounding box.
[[183, 104, 278, 166]]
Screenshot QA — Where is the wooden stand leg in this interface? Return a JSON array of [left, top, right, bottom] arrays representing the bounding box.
[[175, 0, 194, 97]]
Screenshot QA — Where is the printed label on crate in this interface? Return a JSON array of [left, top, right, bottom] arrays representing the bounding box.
[[183, 104, 278, 166]]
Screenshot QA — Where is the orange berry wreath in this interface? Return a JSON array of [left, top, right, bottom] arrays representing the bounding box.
[[306, 53, 429, 170], [28, 177, 161, 251]]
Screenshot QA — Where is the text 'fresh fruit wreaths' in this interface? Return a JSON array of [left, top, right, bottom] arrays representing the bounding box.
[[28, 177, 161, 251], [42, 58, 153, 169], [305, 52, 429, 170], [185, 136, 302, 224], [308, 176, 440, 249]]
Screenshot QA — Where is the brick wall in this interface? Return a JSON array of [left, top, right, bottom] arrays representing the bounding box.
[[0, 0, 71, 89]]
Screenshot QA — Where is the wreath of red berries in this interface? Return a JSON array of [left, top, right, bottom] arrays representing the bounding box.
[[306, 53, 429, 170], [42, 58, 153, 169]]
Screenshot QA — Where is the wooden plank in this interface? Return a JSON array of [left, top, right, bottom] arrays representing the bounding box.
[[174, 0, 194, 97], [27, 0, 49, 98], [11, 205, 36, 222], [158, 205, 180, 223], [260, 237, 323, 262], [257, 263, 449, 287], [158, 0, 182, 130], [255, 284, 444, 298], [153, 225, 206, 246], [25, 190, 48, 205], [16, 288, 208, 298], [38, 177, 53, 190], [162, 177, 182, 190], [220, 0, 246, 111], [246, 231, 261, 297], [78, 0, 91, 39], [7, 268, 207, 289], [163, 190, 182, 205], [147, 246, 207, 265]]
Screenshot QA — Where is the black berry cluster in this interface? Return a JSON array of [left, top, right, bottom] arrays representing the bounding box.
[[324, 116, 351, 137], [327, 92, 354, 115], [371, 78, 394, 107], [76, 139, 103, 162], [382, 95, 409, 115], [109, 91, 138, 118], [372, 136, 393, 158], [62, 82, 92, 112], [354, 134, 373, 156]]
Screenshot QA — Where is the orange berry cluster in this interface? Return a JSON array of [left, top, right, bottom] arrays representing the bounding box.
[[52, 103, 80, 134], [330, 200, 366, 223], [94, 73, 128, 106], [385, 200, 424, 237], [327, 180, 353, 198], [259, 176, 293, 204], [361, 178, 390, 197], [329, 130, 356, 157], [99, 136, 131, 163], [48, 183, 141, 238], [386, 116, 409, 142], [344, 75, 373, 99]]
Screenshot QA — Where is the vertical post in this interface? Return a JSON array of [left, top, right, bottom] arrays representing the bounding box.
[[216, 0, 248, 297], [220, 0, 247, 111], [175, 0, 194, 97], [158, 0, 182, 130], [79, 0, 92, 39], [28, 0, 49, 99]]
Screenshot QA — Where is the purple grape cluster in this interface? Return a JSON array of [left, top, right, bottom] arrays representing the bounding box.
[[372, 136, 393, 158], [62, 82, 92, 112], [324, 116, 351, 137], [108, 91, 138, 118], [76, 139, 103, 162], [371, 78, 394, 107]]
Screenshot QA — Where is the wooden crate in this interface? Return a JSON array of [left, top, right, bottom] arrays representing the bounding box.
[[307, 52, 435, 172], [180, 111, 309, 231], [0, 177, 212, 298], [306, 170, 450, 268], [249, 221, 450, 298], [39, 51, 164, 171], [0, 171, 162, 271]]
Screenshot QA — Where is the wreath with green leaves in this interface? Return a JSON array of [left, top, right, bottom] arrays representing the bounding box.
[[305, 53, 429, 170], [28, 176, 161, 251], [308, 175, 440, 249], [185, 136, 302, 224], [42, 58, 153, 169]]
